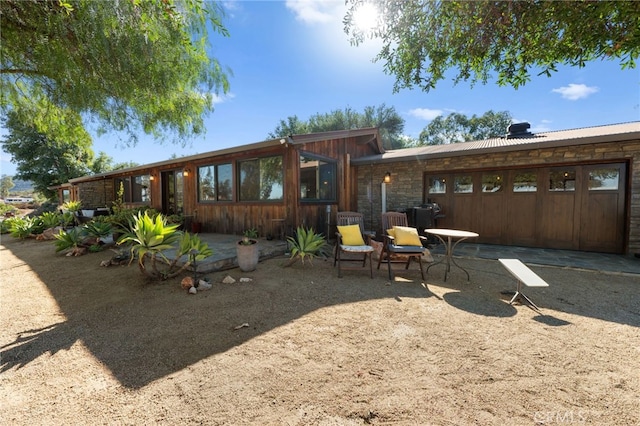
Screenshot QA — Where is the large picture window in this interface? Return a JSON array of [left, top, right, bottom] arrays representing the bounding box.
[[198, 163, 232, 202], [299, 154, 337, 202], [238, 156, 283, 201], [115, 175, 151, 203]]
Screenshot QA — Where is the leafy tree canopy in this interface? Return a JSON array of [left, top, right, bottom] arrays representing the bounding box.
[[0, 175, 15, 198], [345, 0, 640, 92], [1, 0, 230, 145], [1, 111, 95, 200], [418, 110, 513, 145], [268, 104, 407, 149]]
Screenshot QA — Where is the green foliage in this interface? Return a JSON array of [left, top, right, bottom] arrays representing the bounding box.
[[8, 216, 37, 239], [1, 0, 231, 146], [112, 182, 125, 215], [0, 202, 18, 217], [1, 111, 93, 200], [106, 206, 155, 241], [345, 0, 640, 92], [39, 211, 62, 228], [54, 227, 83, 253], [0, 218, 12, 234], [0, 175, 15, 198], [82, 221, 113, 244], [244, 228, 259, 238], [62, 200, 82, 213], [61, 212, 75, 228], [418, 111, 513, 145], [118, 211, 212, 280], [88, 244, 104, 253], [268, 104, 408, 149], [286, 226, 330, 267]]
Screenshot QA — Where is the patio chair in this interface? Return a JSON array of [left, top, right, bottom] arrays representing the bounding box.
[[334, 212, 374, 278], [378, 212, 426, 280]]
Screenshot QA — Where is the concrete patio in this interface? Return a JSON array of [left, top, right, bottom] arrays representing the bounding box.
[[187, 233, 640, 276]]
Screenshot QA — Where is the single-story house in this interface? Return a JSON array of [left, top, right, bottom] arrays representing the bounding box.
[[63, 128, 384, 239], [59, 121, 640, 255]]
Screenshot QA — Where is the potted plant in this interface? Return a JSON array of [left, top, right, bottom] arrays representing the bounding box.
[[236, 228, 259, 272]]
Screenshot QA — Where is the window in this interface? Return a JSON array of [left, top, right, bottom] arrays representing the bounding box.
[[62, 189, 71, 203], [299, 154, 337, 202], [482, 173, 503, 192], [198, 163, 232, 202], [238, 156, 283, 201], [549, 169, 575, 191], [513, 172, 537, 192], [115, 175, 151, 203], [428, 176, 447, 194], [454, 175, 473, 193], [132, 175, 151, 202], [588, 168, 619, 191]]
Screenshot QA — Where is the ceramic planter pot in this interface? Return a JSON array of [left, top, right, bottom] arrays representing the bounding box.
[[236, 240, 259, 272]]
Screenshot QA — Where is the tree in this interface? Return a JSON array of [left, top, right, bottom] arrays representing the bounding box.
[[0, 175, 14, 198], [344, 1, 640, 92], [1, 0, 230, 145], [418, 111, 513, 145], [90, 152, 115, 174], [267, 116, 309, 139], [269, 104, 408, 149], [1, 111, 94, 200]]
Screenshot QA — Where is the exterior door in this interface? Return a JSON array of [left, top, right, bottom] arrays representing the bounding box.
[[161, 170, 185, 215], [579, 163, 626, 253]]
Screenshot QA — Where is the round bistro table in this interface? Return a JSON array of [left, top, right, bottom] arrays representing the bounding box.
[[425, 229, 479, 281]]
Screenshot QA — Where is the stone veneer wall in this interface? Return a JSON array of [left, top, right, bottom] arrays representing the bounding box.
[[356, 139, 640, 254], [76, 179, 115, 209]]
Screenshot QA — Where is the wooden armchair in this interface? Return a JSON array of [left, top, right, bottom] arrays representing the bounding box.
[[333, 212, 374, 278], [378, 212, 426, 280]]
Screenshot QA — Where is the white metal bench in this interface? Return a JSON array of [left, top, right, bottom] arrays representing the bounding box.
[[499, 259, 549, 311]]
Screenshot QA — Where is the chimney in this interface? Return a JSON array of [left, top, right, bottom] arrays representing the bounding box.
[[506, 122, 533, 139]]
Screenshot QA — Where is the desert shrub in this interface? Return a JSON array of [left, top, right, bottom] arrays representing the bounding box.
[[119, 211, 212, 280], [0, 203, 18, 217], [54, 227, 83, 253], [82, 221, 113, 245], [39, 211, 62, 228], [285, 226, 330, 266], [8, 216, 38, 239]]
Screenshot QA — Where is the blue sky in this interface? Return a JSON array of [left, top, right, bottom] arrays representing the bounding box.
[[2, 0, 639, 176]]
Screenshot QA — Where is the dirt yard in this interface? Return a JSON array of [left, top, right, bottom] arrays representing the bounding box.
[[1, 236, 639, 425]]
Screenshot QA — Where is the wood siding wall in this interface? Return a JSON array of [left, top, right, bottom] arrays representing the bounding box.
[[74, 134, 380, 238]]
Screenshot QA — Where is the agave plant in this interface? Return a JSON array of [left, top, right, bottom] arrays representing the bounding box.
[[39, 211, 62, 228], [118, 211, 212, 280], [8, 216, 38, 239], [285, 226, 330, 267], [82, 221, 113, 245], [61, 200, 82, 213], [54, 227, 83, 253]]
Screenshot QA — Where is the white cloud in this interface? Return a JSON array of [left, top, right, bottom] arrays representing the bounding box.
[[408, 108, 443, 121], [285, 0, 342, 24], [551, 83, 599, 101], [210, 92, 235, 106]]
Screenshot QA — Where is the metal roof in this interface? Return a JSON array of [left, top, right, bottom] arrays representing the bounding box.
[[351, 121, 640, 165], [70, 127, 383, 183]]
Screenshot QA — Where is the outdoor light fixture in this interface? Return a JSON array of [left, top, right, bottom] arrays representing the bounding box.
[[383, 172, 391, 183], [183, 168, 190, 177], [149, 174, 155, 181]]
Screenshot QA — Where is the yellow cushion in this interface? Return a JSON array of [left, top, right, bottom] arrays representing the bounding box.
[[393, 226, 422, 246], [387, 228, 396, 238], [337, 224, 365, 246]]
